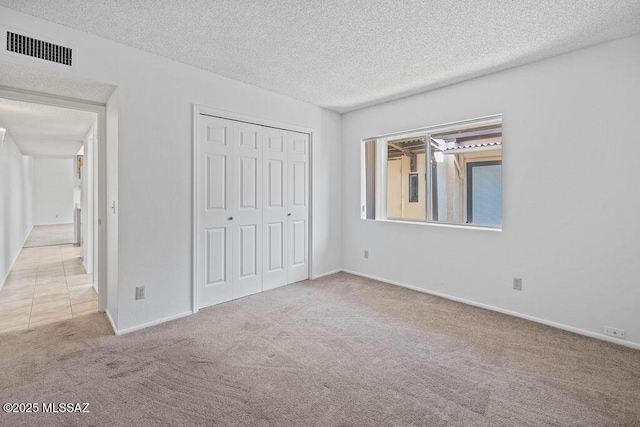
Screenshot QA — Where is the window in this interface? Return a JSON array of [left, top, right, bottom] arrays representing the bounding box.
[[362, 115, 502, 228]]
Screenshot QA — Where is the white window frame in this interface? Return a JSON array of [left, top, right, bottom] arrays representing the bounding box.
[[361, 114, 503, 230]]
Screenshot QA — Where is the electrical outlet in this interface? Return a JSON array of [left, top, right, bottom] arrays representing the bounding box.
[[604, 326, 626, 339], [135, 286, 145, 300], [513, 277, 522, 291], [364, 250, 369, 259]]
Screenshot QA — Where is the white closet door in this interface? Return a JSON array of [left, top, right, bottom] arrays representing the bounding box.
[[262, 128, 288, 290], [287, 131, 309, 284], [197, 116, 234, 308], [232, 122, 263, 298]]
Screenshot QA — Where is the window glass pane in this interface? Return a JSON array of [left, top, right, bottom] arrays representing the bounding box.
[[387, 137, 426, 220], [468, 163, 502, 225], [431, 121, 502, 226]]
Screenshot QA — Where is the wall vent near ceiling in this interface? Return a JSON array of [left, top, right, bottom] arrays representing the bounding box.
[[0, 26, 77, 71], [6, 31, 72, 66]]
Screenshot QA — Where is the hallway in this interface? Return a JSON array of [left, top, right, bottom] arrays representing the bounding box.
[[23, 223, 74, 248], [0, 243, 97, 333]]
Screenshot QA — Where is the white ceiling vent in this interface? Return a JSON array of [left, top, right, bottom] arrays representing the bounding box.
[[1, 26, 77, 71]]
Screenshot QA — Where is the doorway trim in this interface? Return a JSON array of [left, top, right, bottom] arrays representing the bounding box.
[[191, 104, 314, 314], [0, 86, 108, 313]]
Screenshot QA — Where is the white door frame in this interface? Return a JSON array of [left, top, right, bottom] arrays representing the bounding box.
[[0, 86, 109, 312], [192, 104, 314, 313]]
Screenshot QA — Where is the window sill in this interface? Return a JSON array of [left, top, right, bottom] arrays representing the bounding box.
[[369, 218, 502, 232]]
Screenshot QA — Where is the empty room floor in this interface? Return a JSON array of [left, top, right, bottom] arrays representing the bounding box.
[[0, 244, 97, 333], [0, 273, 638, 426]]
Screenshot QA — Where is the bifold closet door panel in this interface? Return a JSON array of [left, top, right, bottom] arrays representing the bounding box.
[[232, 122, 263, 299], [287, 132, 309, 284], [197, 115, 234, 308], [262, 128, 288, 291]]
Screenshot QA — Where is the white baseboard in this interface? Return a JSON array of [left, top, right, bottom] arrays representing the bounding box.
[[81, 260, 98, 293], [343, 269, 640, 351], [0, 226, 33, 292], [113, 311, 193, 336], [311, 268, 344, 280], [105, 309, 118, 335], [81, 260, 93, 275]]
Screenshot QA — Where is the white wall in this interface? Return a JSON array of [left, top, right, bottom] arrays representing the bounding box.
[[0, 130, 33, 288], [73, 158, 81, 207], [32, 157, 75, 225], [0, 7, 343, 332], [81, 122, 96, 274], [342, 35, 640, 347]]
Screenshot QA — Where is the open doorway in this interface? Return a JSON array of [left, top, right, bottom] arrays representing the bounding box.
[[0, 96, 102, 333]]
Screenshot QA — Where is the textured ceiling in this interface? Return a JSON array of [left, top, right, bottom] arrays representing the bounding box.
[[0, 98, 96, 157], [1, 1, 639, 112], [0, 63, 115, 104]]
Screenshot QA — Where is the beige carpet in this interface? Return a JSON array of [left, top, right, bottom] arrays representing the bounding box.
[[23, 224, 74, 248], [0, 273, 638, 426]]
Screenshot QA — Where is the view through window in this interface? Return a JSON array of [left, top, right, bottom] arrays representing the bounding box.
[[363, 116, 502, 227]]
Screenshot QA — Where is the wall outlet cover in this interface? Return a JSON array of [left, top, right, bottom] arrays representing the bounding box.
[[604, 326, 626, 339], [135, 286, 145, 300], [513, 277, 522, 291]]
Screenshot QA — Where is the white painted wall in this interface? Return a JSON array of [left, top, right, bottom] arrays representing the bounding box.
[[80, 122, 96, 274], [0, 130, 33, 288], [0, 7, 343, 332], [32, 157, 75, 225], [73, 155, 81, 207], [342, 35, 640, 347]]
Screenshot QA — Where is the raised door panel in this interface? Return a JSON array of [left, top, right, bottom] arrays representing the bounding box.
[[239, 225, 257, 278], [267, 159, 284, 208], [267, 222, 284, 272], [206, 228, 227, 285], [237, 126, 259, 149], [266, 132, 285, 153], [239, 156, 257, 210], [206, 121, 229, 146], [291, 161, 306, 207], [291, 220, 306, 266], [292, 136, 306, 155], [206, 154, 227, 211]]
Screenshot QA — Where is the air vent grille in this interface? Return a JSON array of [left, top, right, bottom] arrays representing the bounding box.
[[6, 31, 72, 66]]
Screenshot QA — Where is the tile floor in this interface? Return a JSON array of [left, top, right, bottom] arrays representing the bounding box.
[[0, 244, 97, 334]]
